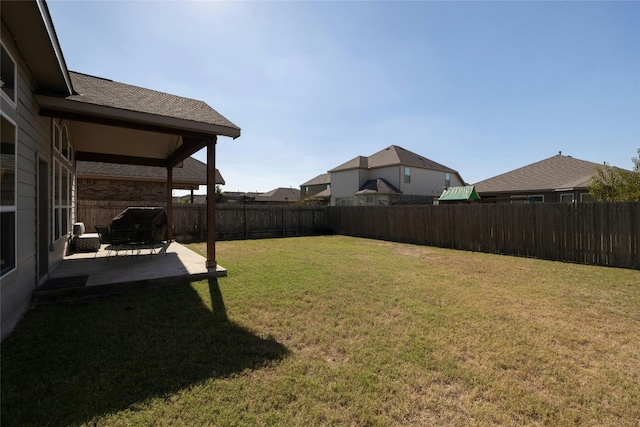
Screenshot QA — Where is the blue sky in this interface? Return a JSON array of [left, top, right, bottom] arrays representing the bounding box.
[[48, 0, 639, 193]]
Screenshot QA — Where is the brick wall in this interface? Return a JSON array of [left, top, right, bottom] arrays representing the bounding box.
[[78, 179, 167, 203]]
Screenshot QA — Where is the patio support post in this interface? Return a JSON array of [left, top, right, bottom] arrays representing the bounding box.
[[206, 136, 217, 268], [167, 166, 174, 241]]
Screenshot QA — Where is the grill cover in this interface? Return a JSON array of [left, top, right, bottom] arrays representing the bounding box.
[[110, 207, 168, 242]]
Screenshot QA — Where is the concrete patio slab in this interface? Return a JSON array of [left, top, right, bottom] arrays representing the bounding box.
[[34, 241, 226, 304]]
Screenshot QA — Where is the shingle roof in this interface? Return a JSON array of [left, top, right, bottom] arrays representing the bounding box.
[[300, 173, 331, 186], [329, 145, 459, 175], [76, 156, 224, 185], [329, 156, 368, 173], [67, 72, 240, 132], [313, 188, 331, 198], [255, 188, 301, 203], [355, 178, 402, 195], [474, 154, 603, 193]]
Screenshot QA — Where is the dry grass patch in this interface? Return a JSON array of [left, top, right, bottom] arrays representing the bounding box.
[[2, 236, 638, 426]]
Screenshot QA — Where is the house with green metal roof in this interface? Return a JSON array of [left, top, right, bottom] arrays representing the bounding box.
[[438, 185, 481, 204]]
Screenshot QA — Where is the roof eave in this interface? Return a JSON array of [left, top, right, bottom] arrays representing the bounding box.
[[35, 94, 241, 139], [2, 0, 73, 94]]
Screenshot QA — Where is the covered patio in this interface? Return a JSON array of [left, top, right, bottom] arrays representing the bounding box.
[[34, 241, 222, 304], [36, 71, 240, 274]]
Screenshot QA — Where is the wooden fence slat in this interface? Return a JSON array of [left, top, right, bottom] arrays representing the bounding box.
[[77, 201, 640, 269]]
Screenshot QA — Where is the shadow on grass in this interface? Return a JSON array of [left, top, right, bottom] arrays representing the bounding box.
[[1, 278, 288, 426]]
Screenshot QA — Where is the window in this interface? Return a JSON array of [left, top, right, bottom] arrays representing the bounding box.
[[1, 113, 17, 277], [581, 193, 594, 202], [53, 122, 61, 153], [445, 173, 451, 188], [52, 123, 73, 242], [511, 195, 544, 204], [404, 167, 411, 184], [335, 197, 353, 206], [1, 44, 16, 105], [62, 126, 72, 161], [560, 193, 574, 203]]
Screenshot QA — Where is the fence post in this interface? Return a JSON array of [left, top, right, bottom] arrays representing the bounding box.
[[244, 202, 248, 239]]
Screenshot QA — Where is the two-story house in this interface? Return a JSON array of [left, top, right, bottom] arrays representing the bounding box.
[[300, 173, 331, 204], [328, 145, 464, 206]]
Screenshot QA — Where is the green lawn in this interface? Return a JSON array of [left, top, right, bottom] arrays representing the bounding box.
[[2, 236, 639, 426]]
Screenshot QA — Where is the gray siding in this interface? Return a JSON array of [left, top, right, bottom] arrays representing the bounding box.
[[1, 32, 59, 340], [366, 166, 400, 188], [330, 169, 361, 205]]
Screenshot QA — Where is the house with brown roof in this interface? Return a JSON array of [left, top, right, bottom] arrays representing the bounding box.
[[328, 145, 465, 206], [300, 173, 331, 204], [474, 154, 604, 203], [254, 188, 301, 205], [1, 0, 239, 340], [77, 156, 225, 204]]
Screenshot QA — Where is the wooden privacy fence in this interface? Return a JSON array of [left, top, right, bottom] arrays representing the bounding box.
[[326, 203, 640, 269], [77, 201, 639, 269], [174, 204, 329, 241], [76, 201, 328, 242]]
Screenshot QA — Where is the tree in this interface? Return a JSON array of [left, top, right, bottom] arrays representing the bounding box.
[[588, 149, 640, 201], [215, 185, 225, 203]]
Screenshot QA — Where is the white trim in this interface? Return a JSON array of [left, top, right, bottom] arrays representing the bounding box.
[[0, 42, 18, 109], [404, 167, 411, 184], [0, 111, 17, 278], [52, 121, 61, 153]]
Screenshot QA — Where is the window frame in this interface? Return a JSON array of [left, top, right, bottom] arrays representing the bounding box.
[[560, 193, 574, 203], [404, 167, 411, 184], [0, 42, 17, 108], [51, 123, 74, 242], [445, 172, 451, 188], [1, 111, 17, 278]]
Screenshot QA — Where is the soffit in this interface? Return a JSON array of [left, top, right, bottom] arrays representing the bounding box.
[[1, 0, 72, 94]]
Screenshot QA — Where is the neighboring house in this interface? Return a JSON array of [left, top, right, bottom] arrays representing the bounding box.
[[221, 189, 300, 204], [474, 154, 608, 203], [0, 0, 239, 340], [76, 157, 225, 203], [300, 173, 331, 204], [176, 194, 208, 204], [254, 188, 301, 205], [328, 145, 464, 206]]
